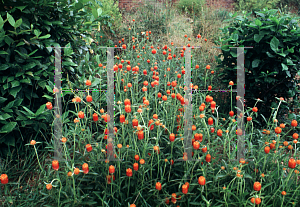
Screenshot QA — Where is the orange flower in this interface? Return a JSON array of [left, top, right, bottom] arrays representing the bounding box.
[[275, 127, 282, 134], [253, 182, 261, 191], [155, 182, 162, 190], [86, 80, 91, 86], [0, 174, 8, 184], [281, 191, 286, 196], [252, 107, 258, 112], [169, 133, 175, 142], [205, 154, 211, 162], [202, 146, 207, 153], [193, 141, 200, 150], [208, 117, 213, 125], [109, 165, 115, 174], [229, 81, 234, 85], [86, 95, 92, 102], [140, 159, 145, 165], [255, 198, 261, 205], [182, 184, 188, 194], [206, 65, 210, 70], [198, 176, 206, 185], [61, 137, 67, 143], [291, 120, 298, 127], [293, 133, 298, 139], [52, 160, 59, 171], [78, 111, 84, 119], [46, 183, 52, 190], [125, 105, 131, 113], [82, 163, 89, 174], [288, 158, 296, 169], [264, 146, 270, 154], [46, 102, 53, 110], [217, 129, 222, 137], [86, 144, 92, 152], [133, 163, 139, 171], [30, 140, 36, 145], [126, 168, 133, 177]]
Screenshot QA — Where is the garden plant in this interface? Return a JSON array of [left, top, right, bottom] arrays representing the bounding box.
[[1, 1, 300, 207]]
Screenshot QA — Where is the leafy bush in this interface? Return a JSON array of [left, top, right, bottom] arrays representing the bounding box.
[[0, 0, 116, 157], [176, 0, 206, 17], [215, 8, 300, 128], [234, 0, 281, 13]]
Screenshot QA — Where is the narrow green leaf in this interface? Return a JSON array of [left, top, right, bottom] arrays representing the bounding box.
[[22, 106, 35, 115], [39, 34, 51, 39], [0, 51, 8, 55]]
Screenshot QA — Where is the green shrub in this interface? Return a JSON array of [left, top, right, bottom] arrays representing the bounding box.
[[234, 0, 281, 13], [0, 0, 116, 157], [215, 8, 300, 128], [176, 0, 206, 17]]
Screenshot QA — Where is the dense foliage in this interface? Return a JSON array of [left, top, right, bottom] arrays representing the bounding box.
[[0, 0, 118, 157], [215, 8, 300, 128]]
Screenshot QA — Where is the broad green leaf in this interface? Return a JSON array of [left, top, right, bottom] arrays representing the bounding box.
[[97, 8, 102, 16], [92, 8, 98, 19], [7, 76, 14, 82], [254, 34, 264, 43], [0, 97, 7, 104], [16, 6, 27, 11], [64, 43, 73, 56], [281, 63, 288, 71], [9, 86, 21, 98], [270, 36, 279, 53], [13, 98, 23, 106], [0, 16, 4, 30], [42, 94, 53, 100], [25, 71, 34, 76], [0, 122, 17, 133], [20, 78, 31, 84], [252, 59, 261, 68], [11, 80, 20, 87], [4, 36, 14, 46], [7, 13, 15, 27], [14, 18, 22, 28], [35, 104, 46, 116], [255, 19, 262, 27], [266, 52, 275, 58], [23, 62, 36, 70], [0, 64, 9, 71], [0, 113, 12, 120], [34, 29, 41, 37], [45, 85, 53, 93]]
